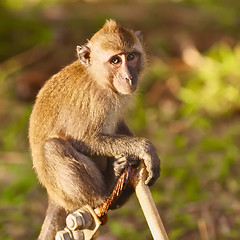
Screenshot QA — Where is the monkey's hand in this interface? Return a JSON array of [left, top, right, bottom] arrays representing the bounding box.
[[139, 140, 160, 186], [113, 156, 139, 177]]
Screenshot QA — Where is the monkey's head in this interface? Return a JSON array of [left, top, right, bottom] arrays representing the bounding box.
[[77, 20, 145, 95]]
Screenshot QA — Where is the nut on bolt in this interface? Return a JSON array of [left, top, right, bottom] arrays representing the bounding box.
[[66, 209, 93, 231], [55, 229, 72, 240]]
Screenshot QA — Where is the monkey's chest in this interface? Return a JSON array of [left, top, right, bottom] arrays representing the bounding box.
[[102, 122, 116, 135], [102, 111, 119, 135]]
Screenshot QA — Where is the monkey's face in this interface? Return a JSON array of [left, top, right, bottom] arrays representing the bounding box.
[[78, 46, 144, 95], [107, 51, 142, 95], [76, 20, 145, 95]]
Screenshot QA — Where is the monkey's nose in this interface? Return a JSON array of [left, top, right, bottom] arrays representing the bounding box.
[[125, 77, 133, 85]]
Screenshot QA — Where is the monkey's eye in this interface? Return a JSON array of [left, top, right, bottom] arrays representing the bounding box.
[[111, 56, 121, 65], [127, 53, 135, 61]]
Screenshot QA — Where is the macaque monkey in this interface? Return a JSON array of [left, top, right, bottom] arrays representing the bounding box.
[[29, 20, 160, 240]]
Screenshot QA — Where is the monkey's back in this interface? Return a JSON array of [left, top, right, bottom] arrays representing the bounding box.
[[29, 60, 126, 178], [30, 61, 97, 141]]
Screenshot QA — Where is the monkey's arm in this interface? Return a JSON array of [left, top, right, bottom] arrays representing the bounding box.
[[111, 120, 139, 179], [102, 134, 159, 186], [106, 120, 140, 209], [71, 131, 160, 186], [113, 120, 138, 174]]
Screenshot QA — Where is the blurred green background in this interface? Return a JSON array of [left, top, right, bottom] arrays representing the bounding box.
[[1, 0, 240, 239]]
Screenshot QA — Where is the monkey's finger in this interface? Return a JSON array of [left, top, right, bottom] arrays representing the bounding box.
[[145, 166, 160, 186], [115, 156, 127, 164], [145, 172, 154, 186], [145, 156, 161, 186]]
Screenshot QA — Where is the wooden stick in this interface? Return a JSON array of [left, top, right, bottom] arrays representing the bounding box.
[[95, 163, 169, 240], [131, 165, 169, 240]]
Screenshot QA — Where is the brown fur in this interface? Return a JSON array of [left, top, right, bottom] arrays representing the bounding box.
[[91, 20, 138, 52], [29, 20, 160, 240]]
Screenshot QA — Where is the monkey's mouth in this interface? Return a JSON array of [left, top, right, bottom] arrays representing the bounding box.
[[120, 81, 137, 95], [113, 76, 138, 95]]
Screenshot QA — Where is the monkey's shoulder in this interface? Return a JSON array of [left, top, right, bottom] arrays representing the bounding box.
[[35, 61, 88, 102], [49, 60, 87, 86]]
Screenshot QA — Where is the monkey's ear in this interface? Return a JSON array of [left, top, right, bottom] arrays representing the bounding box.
[[135, 31, 143, 42], [76, 45, 91, 67]]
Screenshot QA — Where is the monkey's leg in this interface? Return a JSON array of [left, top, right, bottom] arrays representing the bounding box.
[[38, 200, 66, 240], [43, 137, 107, 211]]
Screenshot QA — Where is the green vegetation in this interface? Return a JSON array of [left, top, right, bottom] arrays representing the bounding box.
[[179, 43, 240, 116], [1, 0, 240, 239]]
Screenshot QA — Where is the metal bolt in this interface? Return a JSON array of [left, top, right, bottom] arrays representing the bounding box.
[[66, 212, 84, 231], [66, 208, 93, 231], [55, 229, 72, 240], [72, 230, 84, 240]]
